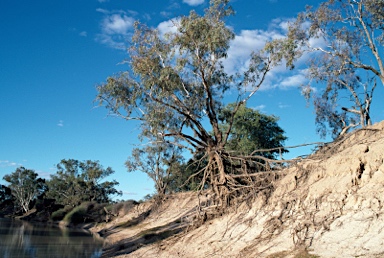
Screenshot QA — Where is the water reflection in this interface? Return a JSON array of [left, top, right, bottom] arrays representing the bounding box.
[[0, 218, 103, 258]]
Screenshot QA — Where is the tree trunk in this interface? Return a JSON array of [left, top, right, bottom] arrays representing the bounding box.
[[208, 149, 230, 208]]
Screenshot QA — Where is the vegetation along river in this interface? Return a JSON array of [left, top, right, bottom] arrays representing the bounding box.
[[0, 218, 103, 258]]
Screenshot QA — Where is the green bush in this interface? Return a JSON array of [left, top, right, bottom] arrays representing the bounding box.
[[51, 206, 72, 221], [63, 205, 87, 224]]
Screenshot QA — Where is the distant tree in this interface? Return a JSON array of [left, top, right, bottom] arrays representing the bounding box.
[[46, 159, 121, 207], [306, 77, 376, 138], [219, 103, 288, 159], [79, 160, 122, 203], [126, 138, 183, 197], [267, 0, 383, 138], [96, 0, 284, 205], [3, 167, 46, 213], [0, 184, 13, 205]]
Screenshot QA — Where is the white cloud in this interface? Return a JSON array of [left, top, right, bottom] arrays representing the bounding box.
[[101, 13, 134, 35], [278, 102, 290, 109], [96, 8, 109, 14], [57, 120, 64, 127], [160, 11, 172, 18], [157, 19, 180, 36], [218, 18, 315, 92], [79, 31, 87, 37], [223, 27, 285, 75], [98, 0, 109, 3], [96, 10, 135, 49], [279, 73, 307, 89], [183, 0, 204, 6], [254, 104, 266, 111], [0, 160, 22, 168]]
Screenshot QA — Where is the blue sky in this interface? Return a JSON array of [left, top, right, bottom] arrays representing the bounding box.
[[1, 0, 383, 200]]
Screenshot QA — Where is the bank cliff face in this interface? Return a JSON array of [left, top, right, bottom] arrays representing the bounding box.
[[94, 121, 384, 258]]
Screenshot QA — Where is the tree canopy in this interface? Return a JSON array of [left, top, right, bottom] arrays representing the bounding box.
[[219, 103, 288, 158], [3, 167, 46, 213], [125, 138, 183, 196], [46, 159, 121, 207], [268, 0, 383, 138]]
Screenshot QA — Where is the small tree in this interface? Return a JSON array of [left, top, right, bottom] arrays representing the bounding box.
[[268, 0, 383, 137], [305, 76, 376, 138], [125, 138, 183, 197], [3, 167, 46, 213], [46, 159, 121, 207]]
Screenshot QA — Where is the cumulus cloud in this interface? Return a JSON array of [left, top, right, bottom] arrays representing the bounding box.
[[95, 9, 311, 90], [279, 72, 307, 89], [101, 13, 134, 35], [96, 10, 135, 49], [220, 18, 314, 91], [157, 19, 180, 36], [224, 29, 283, 74], [183, 0, 204, 6]]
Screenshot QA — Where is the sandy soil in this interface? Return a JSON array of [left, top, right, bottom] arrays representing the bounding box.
[[92, 121, 384, 258]]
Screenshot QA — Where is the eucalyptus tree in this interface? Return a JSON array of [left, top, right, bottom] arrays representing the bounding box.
[[46, 159, 121, 207], [125, 138, 183, 197], [97, 0, 283, 205], [268, 0, 383, 138], [3, 167, 46, 213]]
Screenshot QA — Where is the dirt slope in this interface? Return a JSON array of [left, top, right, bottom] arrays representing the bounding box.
[[93, 121, 384, 258]]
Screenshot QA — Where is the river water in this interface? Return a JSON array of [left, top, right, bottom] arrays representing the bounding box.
[[0, 218, 104, 258]]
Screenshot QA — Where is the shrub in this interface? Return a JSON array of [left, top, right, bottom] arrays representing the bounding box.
[[63, 205, 87, 224], [50, 206, 72, 221]]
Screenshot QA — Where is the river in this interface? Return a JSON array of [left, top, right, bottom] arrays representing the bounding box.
[[0, 218, 104, 258]]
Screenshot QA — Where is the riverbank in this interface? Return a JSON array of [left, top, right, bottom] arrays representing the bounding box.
[[89, 121, 384, 257]]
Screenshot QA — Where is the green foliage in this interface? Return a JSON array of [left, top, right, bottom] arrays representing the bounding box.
[[271, 0, 384, 138], [167, 153, 206, 192], [0, 185, 13, 213], [0, 185, 12, 203], [126, 139, 183, 196], [63, 205, 87, 224], [51, 206, 73, 221], [3, 167, 46, 213], [167, 104, 288, 192], [46, 159, 121, 207], [96, 0, 284, 202], [219, 103, 288, 158]]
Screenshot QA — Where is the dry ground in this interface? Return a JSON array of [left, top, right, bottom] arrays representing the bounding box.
[[91, 121, 384, 258]]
